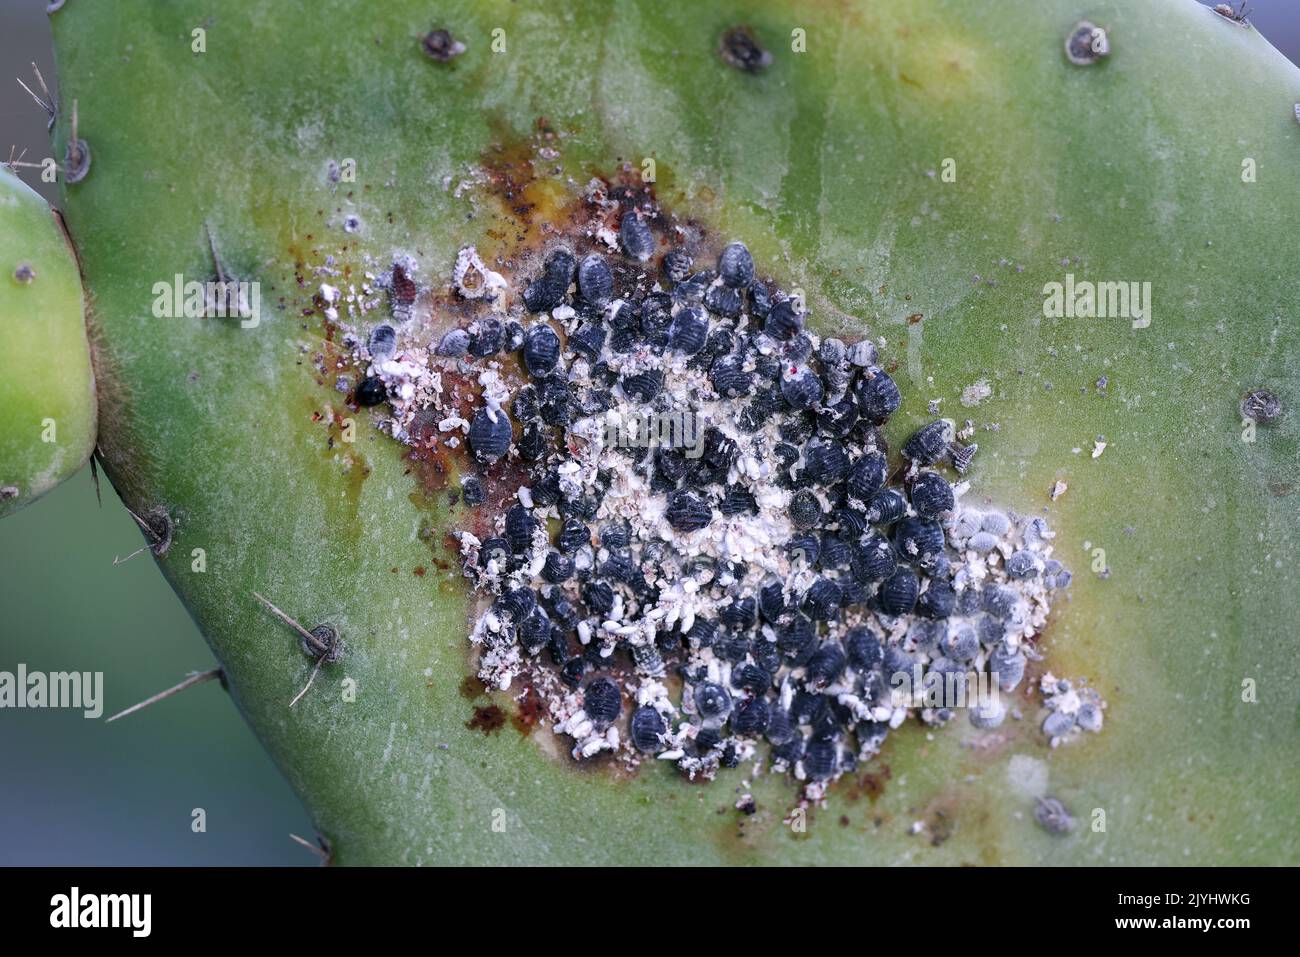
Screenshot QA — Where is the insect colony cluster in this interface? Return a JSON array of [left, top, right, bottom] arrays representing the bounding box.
[[340, 185, 1102, 797]]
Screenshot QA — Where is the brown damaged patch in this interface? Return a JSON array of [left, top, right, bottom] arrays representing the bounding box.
[[915, 785, 1007, 865], [459, 674, 487, 700], [511, 685, 547, 734], [466, 704, 507, 735], [849, 762, 893, 803], [477, 120, 709, 298]]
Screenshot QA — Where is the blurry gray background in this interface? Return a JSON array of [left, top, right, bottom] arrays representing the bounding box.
[[1, 0, 1298, 865]]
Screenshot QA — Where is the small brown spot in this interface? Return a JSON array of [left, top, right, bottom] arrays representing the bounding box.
[[413, 566, 427, 577], [853, 762, 892, 803], [906, 313, 923, 325], [466, 705, 506, 734], [390, 262, 417, 314], [929, 810, 955, 846], [459, 674, 486, 700]]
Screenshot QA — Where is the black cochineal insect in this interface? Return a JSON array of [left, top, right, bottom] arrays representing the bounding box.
[[584, 677, 622, 729], [355, 376, 387, 407], [620, 211, 655, 262], [630, 706, 666, 751], [468, 406, 512, 463]]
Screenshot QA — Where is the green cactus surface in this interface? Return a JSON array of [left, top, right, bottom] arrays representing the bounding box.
[[0, 166, 94, 518], [25, 0, 1300, 863]]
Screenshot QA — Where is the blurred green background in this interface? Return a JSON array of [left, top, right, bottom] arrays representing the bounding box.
[[2, 0, 1298, 865], [0, 473, 313, 864]]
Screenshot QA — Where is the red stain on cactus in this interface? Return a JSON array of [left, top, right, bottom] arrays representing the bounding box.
[[466, 705, 506, 735], [440, 532, 463, 560], [850, 763, 893, 803], [511, 685, 546, 734]]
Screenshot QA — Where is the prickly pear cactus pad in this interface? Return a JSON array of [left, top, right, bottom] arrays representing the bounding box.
[[30, 0, 1300, 864], [0, 167, 94, 517]]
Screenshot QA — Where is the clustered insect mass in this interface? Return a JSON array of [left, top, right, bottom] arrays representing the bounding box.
[[335, 174, 1102, 798]]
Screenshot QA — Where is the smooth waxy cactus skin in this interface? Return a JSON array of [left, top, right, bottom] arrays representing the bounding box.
[[0, 168, 95, 518], [37, 0, 1300, 864]]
